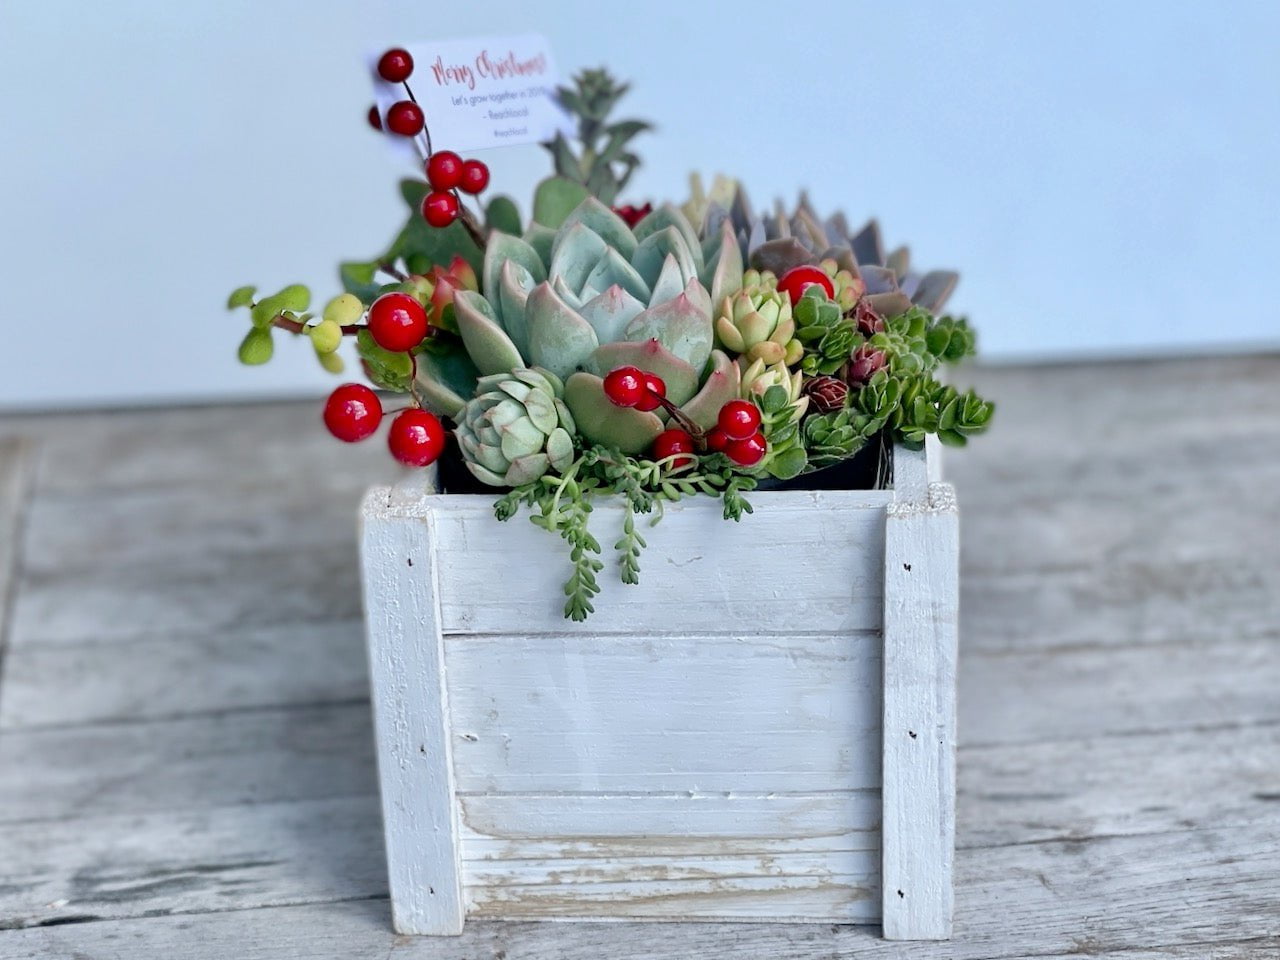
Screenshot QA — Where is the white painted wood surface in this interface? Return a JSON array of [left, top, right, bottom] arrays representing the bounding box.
[[360, 498, 464, 935], [881, 479, 959, 938], [360, 441, 955, 937]]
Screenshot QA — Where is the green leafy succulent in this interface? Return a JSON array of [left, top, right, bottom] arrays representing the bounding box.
[[543, 68, 650, 206], [792, 287, 859, 376]]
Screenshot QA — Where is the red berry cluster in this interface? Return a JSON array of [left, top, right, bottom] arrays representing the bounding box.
[[320, 287, 450, 467], [603, 366, 667, 412], [323, 383, 447, 467], [367, 47, 489, 230], [603, 367, 768, 468], [710, 400, 766, 467], [422, 150, 489, 227]]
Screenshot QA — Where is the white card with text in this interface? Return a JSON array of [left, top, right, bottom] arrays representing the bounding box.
[[372, 34, 570, 153]]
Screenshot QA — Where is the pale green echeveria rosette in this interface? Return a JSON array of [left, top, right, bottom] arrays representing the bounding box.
[[441, 197, 746, 456], [714, 272, 802, 367], [455, 368, 577, 487]]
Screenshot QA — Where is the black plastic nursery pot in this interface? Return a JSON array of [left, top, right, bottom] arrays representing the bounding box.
[[436, 430, 893, 496]]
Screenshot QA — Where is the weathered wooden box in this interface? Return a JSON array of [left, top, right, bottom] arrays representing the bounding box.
[[359, 439, 958, 939]]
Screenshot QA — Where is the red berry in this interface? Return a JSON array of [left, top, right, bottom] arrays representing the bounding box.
[[425, 151, 464, 191], [776, 265, 835, 305], [725, 431, 767, 467], [459, 159, 490, 194], [717, 399, 762, 441], [385, 100, 424, 136], [706, 428, 729, 452], [367, 292, 428, 352], [388, 409, 447, 467], [366, 104, 383, 130], [421, 190, 459, 228], [377, 48, 414, 83], [603, 366, 646, 407], [635, 373, 666, 412], [323, 383, 383, 443], [652, 428, 696, 468]]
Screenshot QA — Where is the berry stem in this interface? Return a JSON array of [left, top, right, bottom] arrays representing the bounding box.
[[650, 394, 704, 443], [377, 261, 408, 281], [401, 80, 434, 158], [267, 313, 362, 336], [456, 199, 487, 250]]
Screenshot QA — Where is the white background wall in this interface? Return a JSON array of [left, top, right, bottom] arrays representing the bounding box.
[[1, 0, 1277, 409]]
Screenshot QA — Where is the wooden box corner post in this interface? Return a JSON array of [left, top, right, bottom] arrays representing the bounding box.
[[360, 480, 465, 935], [881, 438, 959, 939]]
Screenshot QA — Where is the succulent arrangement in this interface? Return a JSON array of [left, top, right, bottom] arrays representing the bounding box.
[[228, 50, 993, 620]]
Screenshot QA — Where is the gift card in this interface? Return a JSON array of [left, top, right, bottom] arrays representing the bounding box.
[[371, 34, 571, 154]]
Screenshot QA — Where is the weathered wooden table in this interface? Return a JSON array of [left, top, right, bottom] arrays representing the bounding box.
[[1, 356, 1277, 959]]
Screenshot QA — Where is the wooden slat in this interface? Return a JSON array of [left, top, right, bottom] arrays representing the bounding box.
[[960, 635, 1280, 747], [0, 796, 387, 928], [959, 723, 1280, 849], [458, 792, 880, 859], [404, 491, 891, 636], [445, 632, 882, 793], [0, 620, 368, 730], [8, 544, 364, 647], [0, 703, 375, 823]]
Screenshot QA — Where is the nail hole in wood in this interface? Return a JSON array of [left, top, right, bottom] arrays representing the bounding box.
[[897, 889, 905, 898], [903, 563, 912, 572], [407, 557, 414, 567], [419, 745, 426, 754], [429, 886, 435, 895], [908, 730, 917, 739]]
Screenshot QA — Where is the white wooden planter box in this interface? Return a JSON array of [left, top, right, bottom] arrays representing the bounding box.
[[359, 438, 958, 940]]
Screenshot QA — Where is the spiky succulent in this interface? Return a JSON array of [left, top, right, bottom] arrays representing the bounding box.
[[685, 179, 958, 319], [456, 369, 576, 486], [543, 69, 650, 205], [425, 196, 746, 454]]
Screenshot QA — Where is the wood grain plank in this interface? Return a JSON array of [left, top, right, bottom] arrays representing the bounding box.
[[457, 792, 880, 859], [445, 632, 881, 793], [958, 723, 1280, 849], [0, 619, 368, 730], [0, 796, 387, 929], [4, 818, 1279, 954], [411, 491, 890, 636], [8, 544, 364, 647], [960, 635, 1280, 747], [4, 899, 1277, 959], [0, 703, 376, 824], [0, 402, 397, 498]]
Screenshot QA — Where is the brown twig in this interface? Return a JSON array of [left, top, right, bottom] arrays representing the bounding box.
[[456, 201, 487, 250], [269, 315, 362, 336], [651, 393, 705, 443]]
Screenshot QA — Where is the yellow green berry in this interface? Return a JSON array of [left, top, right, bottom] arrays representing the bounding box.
[[309, 319, 343, 354], [322, 293, 364, 326]]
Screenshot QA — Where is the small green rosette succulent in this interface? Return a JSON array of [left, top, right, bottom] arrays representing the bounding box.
[[714, 277, 802, 366], [455, 368, 576, 486]]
